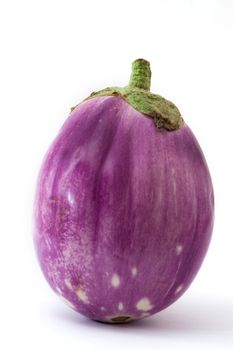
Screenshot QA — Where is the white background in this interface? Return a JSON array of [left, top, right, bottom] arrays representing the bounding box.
[[0, 0, 233, 349]]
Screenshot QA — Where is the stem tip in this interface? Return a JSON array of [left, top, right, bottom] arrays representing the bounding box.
[[128, 58, 151, 91]]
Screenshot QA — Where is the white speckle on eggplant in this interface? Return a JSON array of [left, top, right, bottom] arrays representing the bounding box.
[[131, 267, 138, 277], [111, 274, 120, 288], [176, 244, 183, 255], [64, 278, 73, 290], [175, 284, 184, 294], [136, 297, 153, 311], [118, 302, 124, 311], [75, 288, 89, 303]]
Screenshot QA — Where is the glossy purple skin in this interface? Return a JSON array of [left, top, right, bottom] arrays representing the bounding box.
[[34, 96, 214, 323]]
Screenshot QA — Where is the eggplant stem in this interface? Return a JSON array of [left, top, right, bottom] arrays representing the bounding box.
[[128, 59, 151, 91]]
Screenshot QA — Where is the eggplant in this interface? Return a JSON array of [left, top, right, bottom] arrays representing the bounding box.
[[34, 59, 214, 323]]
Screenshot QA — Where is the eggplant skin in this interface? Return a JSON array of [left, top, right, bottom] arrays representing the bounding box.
[[34, 96, 214, 323]]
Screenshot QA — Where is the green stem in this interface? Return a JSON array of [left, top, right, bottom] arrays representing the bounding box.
[[128, 59, 151, 91], [84, 58, 183, 131]]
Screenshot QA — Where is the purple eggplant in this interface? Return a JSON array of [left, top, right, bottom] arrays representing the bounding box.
[[34, 59, 214, 323]]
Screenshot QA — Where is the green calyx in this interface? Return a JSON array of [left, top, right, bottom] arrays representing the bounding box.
[[83, 59, 184, 131]]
